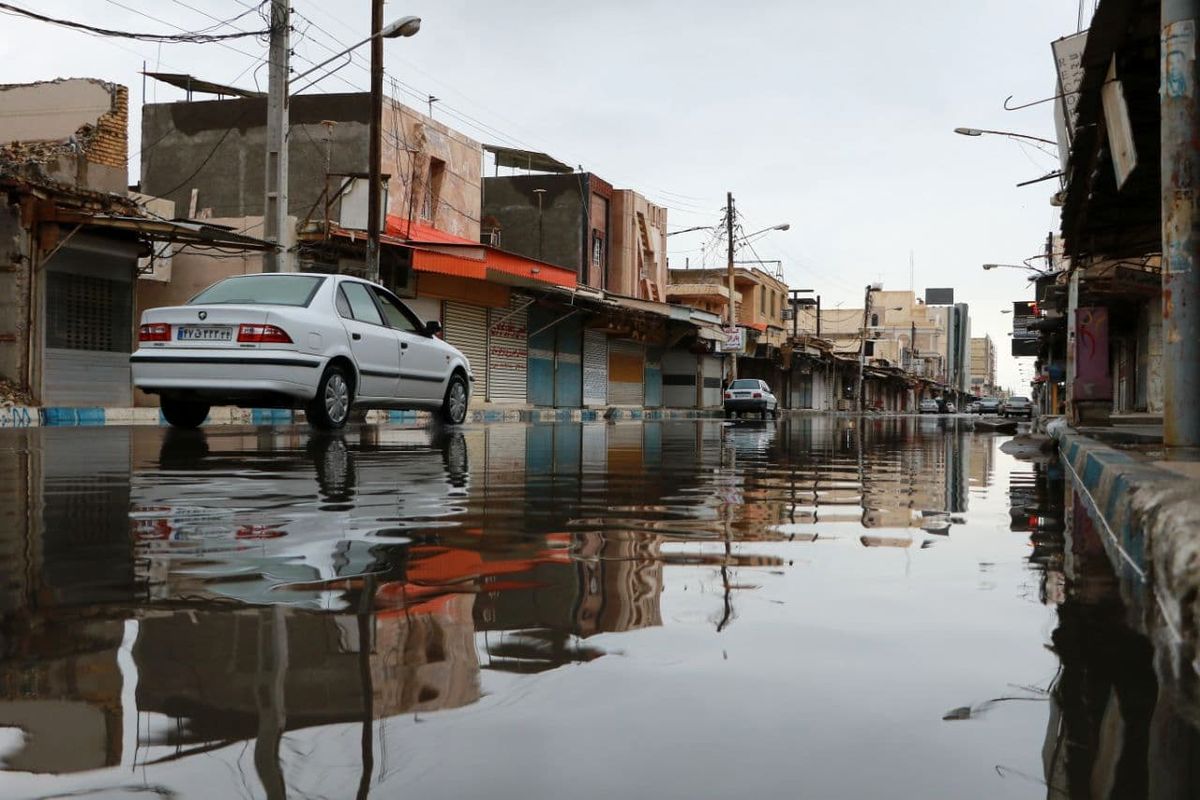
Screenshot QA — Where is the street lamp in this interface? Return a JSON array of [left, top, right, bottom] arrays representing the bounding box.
[[740, 223, 790, 244], [982, 263, 1050, 275], [954, 127, 1057, 147], [290, 16, 421, 90], [666, 224, 715, 237]]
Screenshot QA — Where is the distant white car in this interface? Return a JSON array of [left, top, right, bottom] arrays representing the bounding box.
[[723, 378, 780, 419], [132, 273, 473, 429]]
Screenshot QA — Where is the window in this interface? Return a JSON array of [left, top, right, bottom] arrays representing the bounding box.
[[730, 379, 760, 390], [189, 274, 325, 307], [592, 231, 604, 267], [371, 288, 421, 333], [760, 288, 766, 315], [339, 282, 384, 325], [870, 313, 879, 327], [422, 158, 446, 221]]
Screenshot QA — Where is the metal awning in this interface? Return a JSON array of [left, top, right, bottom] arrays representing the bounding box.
[[143, 72, 264, 99], [55, 213, 275, 250], [483, 144, 573, 174]]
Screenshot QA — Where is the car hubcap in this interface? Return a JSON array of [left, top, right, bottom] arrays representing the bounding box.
[[448, 381, 467, 422], [325, 374, 349, 422]]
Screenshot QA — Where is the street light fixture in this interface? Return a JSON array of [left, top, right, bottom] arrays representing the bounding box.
[[290, 15, 421, 89], [982, 263, 1050, 275], [666, 224, 715, 237], [954, 127, 1057, 147]]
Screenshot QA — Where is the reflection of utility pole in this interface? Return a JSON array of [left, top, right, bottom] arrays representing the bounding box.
[[356, 575, 376, 800], [254, 606, 288, 800]]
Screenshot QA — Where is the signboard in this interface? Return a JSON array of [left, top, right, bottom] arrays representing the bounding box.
[[1101, 55, 1137, 188], [1073, 306, 1112, 399], [1052, 31, 1088, 171], [925, 288, 954, 306], [1011, 300, 1039, 357], [716, 327, 745, 354]]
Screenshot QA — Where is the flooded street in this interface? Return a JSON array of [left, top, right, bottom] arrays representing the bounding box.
[[1, 417, 1196, 799]]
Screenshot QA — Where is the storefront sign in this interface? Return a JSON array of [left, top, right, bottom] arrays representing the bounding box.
[[717, 327, 745, 354]]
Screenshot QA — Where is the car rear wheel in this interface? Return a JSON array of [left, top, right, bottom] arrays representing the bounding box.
[[436, 372, 469, 426], [160, 397, 210, 429], [307, 365, 352, 430]]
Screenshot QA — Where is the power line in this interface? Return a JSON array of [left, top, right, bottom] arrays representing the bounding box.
[[0, 1, 268, 42]]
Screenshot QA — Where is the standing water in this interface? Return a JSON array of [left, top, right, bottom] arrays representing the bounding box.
[[0, 417, 1197, 798]]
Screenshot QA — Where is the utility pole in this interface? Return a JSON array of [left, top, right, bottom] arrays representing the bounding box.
[[1162, 0, 1200, 447], [856, 284, 873, 412], [263, 0, 290, 272], [815, 295, 821, 338], [726, 191, 737, 382], [366, 0, 384, 283]]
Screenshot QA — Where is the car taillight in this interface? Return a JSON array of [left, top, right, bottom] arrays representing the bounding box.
[[753, 392, 763, 398], [139, 323, 171, 342], [724, 391, 732, 399], [237, 324, 293, 344]]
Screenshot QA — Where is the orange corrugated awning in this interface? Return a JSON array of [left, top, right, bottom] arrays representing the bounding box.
[[410, 248, 486, 279]]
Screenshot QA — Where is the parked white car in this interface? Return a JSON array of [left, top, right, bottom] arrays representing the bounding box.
[[132, 273, 473, 429]]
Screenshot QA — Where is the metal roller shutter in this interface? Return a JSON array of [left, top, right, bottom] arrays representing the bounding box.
[[644, 347, 663, 408], [608, 339, 644, 406], [487, 296, 529, 403], [444, 301, 488, 398], [662, 350, 697, 408], [700, 355, 724, 407], [583, 329, 608, 406]]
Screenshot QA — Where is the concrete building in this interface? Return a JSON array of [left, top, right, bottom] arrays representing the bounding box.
[[0, 79, 268, 409], [666, 266, 790, 348], [969, 335, 997, 396]]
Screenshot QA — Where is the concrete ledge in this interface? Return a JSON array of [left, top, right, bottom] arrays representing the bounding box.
[[1048, 418, 1200, 654]]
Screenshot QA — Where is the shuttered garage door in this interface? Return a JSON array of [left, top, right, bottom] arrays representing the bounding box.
[[608, 340, 644, 406], [701, 355, 724, 407], [487, 296, 528, 403], [444, 301, 488, 399], [662, 350, 697, 408], [583, 329, 608, 406]]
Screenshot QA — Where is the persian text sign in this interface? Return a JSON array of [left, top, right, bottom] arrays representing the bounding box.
[[717, 327, 745, 354], [489, 317, 528, 372]]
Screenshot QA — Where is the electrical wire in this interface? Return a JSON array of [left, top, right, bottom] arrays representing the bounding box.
[[0, 1, 268, 42]]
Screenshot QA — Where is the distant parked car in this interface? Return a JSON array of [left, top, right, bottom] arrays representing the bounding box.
[[919, 399, 940, 414], [976, 397, 1002, 415], [1002, 396, 1033, 418], [967, 400, 981, 414], [723, 378, 779, 419], [132, 273, 473, 430]]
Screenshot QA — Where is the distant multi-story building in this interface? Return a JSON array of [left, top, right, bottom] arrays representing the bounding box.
[[666, 266, 790, 348], [970, 336, 997, 396]]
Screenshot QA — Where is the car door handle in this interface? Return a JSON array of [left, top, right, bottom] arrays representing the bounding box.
[[352, 333, 362, 341], [401, 341, 409, 349]]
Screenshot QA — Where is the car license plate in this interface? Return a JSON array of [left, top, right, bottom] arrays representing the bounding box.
[[176, 325, 232, 342], [734, 392, 750, 398]]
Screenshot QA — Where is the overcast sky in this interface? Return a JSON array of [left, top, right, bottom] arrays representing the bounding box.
[[1, 0, 1086, 391]]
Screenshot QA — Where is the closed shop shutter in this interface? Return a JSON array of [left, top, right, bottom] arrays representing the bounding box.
[[700, 355, 724, 407], [43, 244, 134, 408], [608, 339, 644, 406], [444, 301, 488, 398], [662, 350, 697, 408], [644, 347, 663, 408], [487, 296, 528, 403], [583, 329, 608, 406]]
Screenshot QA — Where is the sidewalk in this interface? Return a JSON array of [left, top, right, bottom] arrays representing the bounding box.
[[1046, 417, 1200, 655], [0, 404, 729, 428]]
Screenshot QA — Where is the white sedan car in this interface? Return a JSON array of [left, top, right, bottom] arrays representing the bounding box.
[[132, 273, 473, 429]]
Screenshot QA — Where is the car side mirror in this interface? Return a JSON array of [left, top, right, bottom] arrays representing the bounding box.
[[424, 320, 442, 338]]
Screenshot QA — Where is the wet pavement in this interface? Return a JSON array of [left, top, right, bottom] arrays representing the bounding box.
[[1, 417, 1198, 798]]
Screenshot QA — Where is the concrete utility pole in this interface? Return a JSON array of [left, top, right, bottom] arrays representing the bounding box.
[[726, 191, 737, 382], [1162, 0, 1200, 447], [366, 0, 385, 283], [263, 0, 290, 273], [856, 284, 873, 412]]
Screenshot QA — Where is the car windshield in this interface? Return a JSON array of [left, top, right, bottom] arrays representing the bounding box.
[[730, 380, 761, 390], [189, 275, 325, 306]]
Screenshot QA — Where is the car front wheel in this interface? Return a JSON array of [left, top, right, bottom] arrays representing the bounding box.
[[307, 364, 352, 430], [161, 397, 209, 429], [437, 372, 469, 425]]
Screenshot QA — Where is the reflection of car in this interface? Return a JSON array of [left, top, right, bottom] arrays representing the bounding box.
[[967, 400, 980, 414], [1003, 396, 1033, 418], [723, 379, 779, 419], [132, 273, 473, 430], [919, 399, 940, 414], [976, 397, 1001, 415], [945, 401, 957, 414]]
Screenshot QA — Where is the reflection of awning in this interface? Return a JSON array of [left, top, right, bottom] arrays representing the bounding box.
[[54, 212, 275, 250], [482, 144, 573, 174]]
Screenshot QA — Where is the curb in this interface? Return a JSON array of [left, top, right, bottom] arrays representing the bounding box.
[[0, 404, 728, 429], [1048, 420, 1200, 652]]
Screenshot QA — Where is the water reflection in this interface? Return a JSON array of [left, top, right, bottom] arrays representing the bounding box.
[[0, 417, 1097, 798]]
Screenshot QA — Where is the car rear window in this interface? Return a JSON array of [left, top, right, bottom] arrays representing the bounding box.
[[188, 275, 325, 307], [730, 379, 761, 390], [1009, 397, 1030, 403]]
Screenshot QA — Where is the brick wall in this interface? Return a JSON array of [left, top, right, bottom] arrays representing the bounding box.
[[84, 85, 128, 170]]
